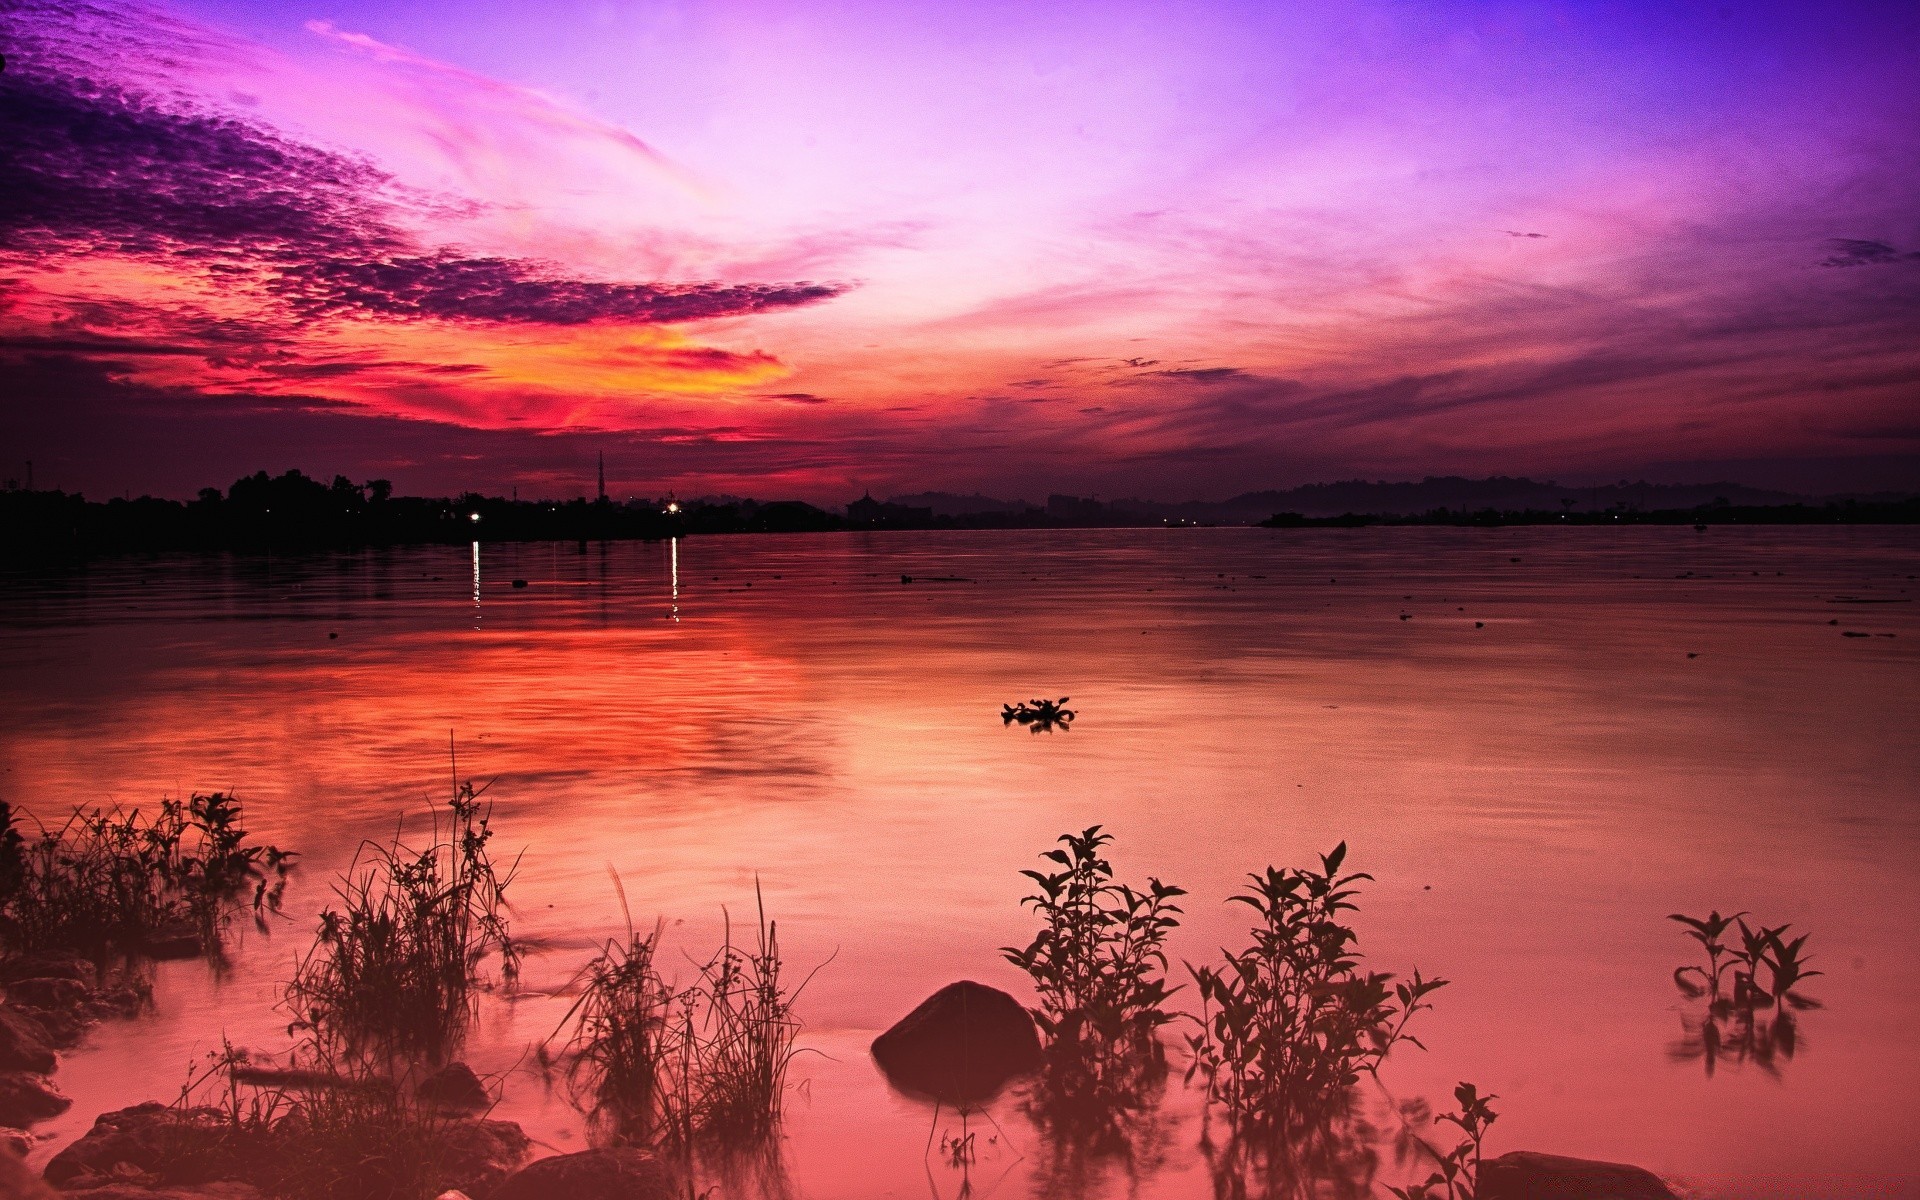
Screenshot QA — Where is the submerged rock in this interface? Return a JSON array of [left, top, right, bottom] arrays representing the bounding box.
[[1479, 1150, 1678, 1200], [0, 1072, 70, 1127], [5, 979, 88, 1011], [0, 1008, 58, 1074], [417, 1062, 490, 1112], [489, 1149, 678, 1200], [1, 1126, 32, 1156], [871, 980, 1041, 1104]]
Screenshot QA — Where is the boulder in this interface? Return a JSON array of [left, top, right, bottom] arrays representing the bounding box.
[[0, 1008, 58, 1074], [489, 1149, 678, 1200], [0, 957, 92, 986], [0, 1072, 70, 1127], [6, 979, 89, 1011], [417, 1062, 490, 1112], [432, 1118, 530, 1198], [870, 980, 1042, 1104], [1479, 1151, 1678, 1200], [57, 1185, 262, 1200], [1, 1126, 32, 1156], [43, 1104, 231, 1187]]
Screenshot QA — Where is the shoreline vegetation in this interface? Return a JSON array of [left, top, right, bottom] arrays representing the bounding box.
[[0, 778, 1744, 1200], [3, 471, 1917, 559]]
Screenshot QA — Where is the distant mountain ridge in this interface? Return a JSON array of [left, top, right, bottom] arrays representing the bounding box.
[[892, 476, 1835, 522]]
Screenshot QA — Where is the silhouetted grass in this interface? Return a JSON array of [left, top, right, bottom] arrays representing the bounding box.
[[0, 793, 292, 958], [286, 779, 519, 1064], [552, 882, 816, 1165]]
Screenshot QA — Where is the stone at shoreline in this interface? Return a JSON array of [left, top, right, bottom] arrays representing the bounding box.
[[48, 1102, 528, 1198], [0, 1072, 71, 1127], [58, 1185, 262, 1200], [0, 957, 93, 986], [489, 1149, 678, 1200], [43, 1104, 232, 1188], [1, 1126, 33, 1156], [871, 980, 1042, 1104], [138, 924, 205, 962], [417, 1062, 491, 1112], [6, 979, 90, 1011], [1480, 1150, 1679, 1200], [432, 1118, 530, 1199], [0, 1007, 59, 1074]]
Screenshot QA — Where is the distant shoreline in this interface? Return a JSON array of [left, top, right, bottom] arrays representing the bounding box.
[[3, 484, 1916, 562]]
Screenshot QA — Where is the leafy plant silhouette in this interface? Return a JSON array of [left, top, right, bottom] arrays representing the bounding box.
[[1668, 908, 1822, 1077], [1186, 843, 1447, 1139], [1002, 698, 1077, 732], [1388, 1082, 1497, 1200], [1001, 826, 1184, 1148]]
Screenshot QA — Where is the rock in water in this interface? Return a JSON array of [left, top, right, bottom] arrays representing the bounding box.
[[870, 980, 1041, 1104], [0, 1073, 69, 1127], [417, 1061, 490, 1111], [489, 1149, 678, 1200], [44, 1104, 231, 1186], [1480, 1151, 1679, 1199], [0, 1008, 57, 1074]]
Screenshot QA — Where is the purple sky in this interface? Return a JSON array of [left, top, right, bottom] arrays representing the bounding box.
[[2, 0, 1917, 501]]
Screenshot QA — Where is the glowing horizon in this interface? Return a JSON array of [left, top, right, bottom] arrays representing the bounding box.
[[2, 0, 1917, 502]]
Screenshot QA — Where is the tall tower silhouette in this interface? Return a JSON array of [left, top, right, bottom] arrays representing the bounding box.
[[597, 451, 606, 502]]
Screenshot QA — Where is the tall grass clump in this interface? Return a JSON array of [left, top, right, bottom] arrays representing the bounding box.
[[0, 793, 292, 958], [553, 883, 816, 1166], [1186, 844, 1447, 1141], [1001, 826, 1186, 1144], [286, 778, 519, 1064]]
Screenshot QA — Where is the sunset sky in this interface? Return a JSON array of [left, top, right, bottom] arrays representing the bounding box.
[[3, 0, 1917, 502]]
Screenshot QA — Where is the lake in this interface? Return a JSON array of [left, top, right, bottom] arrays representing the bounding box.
[[1, 527, 1916, 1199]]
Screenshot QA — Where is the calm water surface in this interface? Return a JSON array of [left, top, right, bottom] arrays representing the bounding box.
[[1, 528, 1916, 1199]]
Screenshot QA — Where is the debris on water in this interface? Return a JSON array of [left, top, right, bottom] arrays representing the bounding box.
[[511, 579, 528, 588], [1842, 631, 1870, 638], [328, 632, 338, 640], [1475, 621, 1485, 628], [1687, 652, 1699, 659], [1002, 697, 1075, 732]]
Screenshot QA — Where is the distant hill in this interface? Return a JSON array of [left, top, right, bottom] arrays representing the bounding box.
[[885, 491, 1039, 517], [1112, 476, 1811, 521]]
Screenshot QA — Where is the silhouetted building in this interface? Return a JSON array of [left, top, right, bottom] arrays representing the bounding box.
[[846, 491, 934, 528], [1046, 493, 1105, 520]]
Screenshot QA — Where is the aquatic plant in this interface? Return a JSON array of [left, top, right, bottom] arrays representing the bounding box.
[[1000, 826, 1184, 1154], [1003, 826, 1186, 1051], [1668, 909, 1745, 1001], [553, 882, 816, 1164], [1669, 908, 1821, 1079], [286, 778, 519, 1064], [1002, 698, 1077, 732], [0, 793, 292, 958], [1185, 844, 1448, 1139], [556, 917, 679, 1145], [1670, 909, 1820, 1010], [1388, 1082, 1498, 1200]]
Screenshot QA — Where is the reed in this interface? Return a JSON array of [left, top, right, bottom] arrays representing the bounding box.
[[0, 793, 291, 958], [285, 778, 519, 1064], [553, 882, 814, 1163]]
